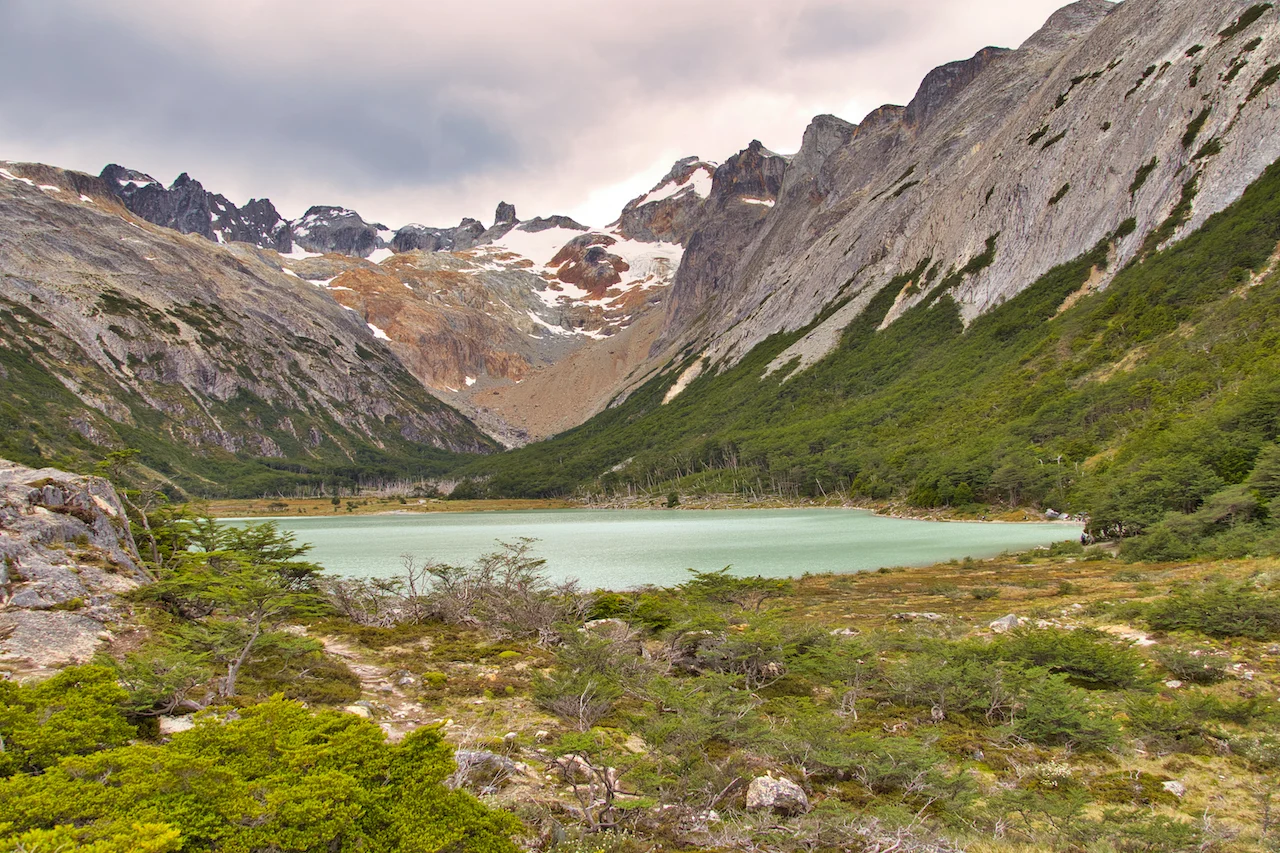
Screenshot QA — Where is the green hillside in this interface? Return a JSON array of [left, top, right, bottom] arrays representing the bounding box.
[[462, 158, 1280, 558]]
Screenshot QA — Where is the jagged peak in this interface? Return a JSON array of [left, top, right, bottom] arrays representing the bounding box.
[[99, 163, 160, 188], [1020, 0, 1117, 53], [904, 46, 1012, 129], [494, 201, 518, 225]]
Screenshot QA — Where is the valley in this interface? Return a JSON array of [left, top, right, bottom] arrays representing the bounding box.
[[5, 0, 1280, 850]]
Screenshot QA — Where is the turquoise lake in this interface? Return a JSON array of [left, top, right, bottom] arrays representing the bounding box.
[[226, 509, 1081, 590]]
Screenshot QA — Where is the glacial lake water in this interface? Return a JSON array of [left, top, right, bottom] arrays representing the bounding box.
[[225, 509, 1081, 590]]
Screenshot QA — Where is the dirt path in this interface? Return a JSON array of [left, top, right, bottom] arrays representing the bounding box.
[[316, 634, 433, 741]]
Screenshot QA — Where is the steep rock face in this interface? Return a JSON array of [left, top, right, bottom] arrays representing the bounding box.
[[292, 206, 390, 258], [614, 157, 717, 244], [101, 164, 293, 253], [656, 0, 1280, 379], [658, 141, 789, 346], [0, 162, 493, 478], [0, 461, 147, 678]]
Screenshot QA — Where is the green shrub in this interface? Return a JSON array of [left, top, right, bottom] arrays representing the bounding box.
[[1153, 646, 1231, 684], [999, 627, 1149, 689], [0, 697, 520, 852], [1145, 582, 1280, 639], [1009, 672, 1122, 751]]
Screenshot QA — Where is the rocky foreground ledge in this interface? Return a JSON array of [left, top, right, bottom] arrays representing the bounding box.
[[0, 460, 147, 680]]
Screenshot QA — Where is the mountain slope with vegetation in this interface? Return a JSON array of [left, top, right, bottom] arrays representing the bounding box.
[[0, 164, 495, 497], [462, 153, 1280, 558]]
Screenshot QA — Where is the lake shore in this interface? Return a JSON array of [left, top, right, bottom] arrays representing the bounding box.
[[204, 492, 1079, 525]]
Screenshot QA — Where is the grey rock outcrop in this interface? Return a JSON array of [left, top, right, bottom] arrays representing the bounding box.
[[0, 460, 147, 678], [494, 202, 518, 226], [292, 205, 388, 258], [745, 775, 810, 815], [449, 749, 519, 791]]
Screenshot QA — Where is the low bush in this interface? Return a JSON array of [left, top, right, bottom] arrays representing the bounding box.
[[1145, 582, 1280, 639]]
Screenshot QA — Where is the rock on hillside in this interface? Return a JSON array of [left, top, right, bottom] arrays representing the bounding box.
[[0, 161, 493, 481], [655, 0, 1280, 379], [0, 460, 147, 680]]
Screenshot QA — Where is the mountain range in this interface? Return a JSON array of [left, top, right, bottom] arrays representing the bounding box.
[[3, 0, 1280, 522]]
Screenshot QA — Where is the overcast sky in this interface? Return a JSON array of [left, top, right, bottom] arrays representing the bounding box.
[[0, 0, 1075, 229]]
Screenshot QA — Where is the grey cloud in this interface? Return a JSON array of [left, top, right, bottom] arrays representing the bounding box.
[[0, 0, 1075, 227], [0, 1, 518, 189]]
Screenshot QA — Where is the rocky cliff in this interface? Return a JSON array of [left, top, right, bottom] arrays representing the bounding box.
[[0, 461, 146, 679], [655, 0, 1280, 381]]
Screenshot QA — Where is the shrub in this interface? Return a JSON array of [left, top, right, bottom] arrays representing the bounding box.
[[1009, 673, 1122, 751], [1152, 646, 1231, 684], [999, 627, 1149, 689], [1145, 582, 1280, 639]]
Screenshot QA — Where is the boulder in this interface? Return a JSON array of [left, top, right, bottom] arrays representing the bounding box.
[[892, 612, 945, 622], [745, 775, 810, 815], [990, 614, 1022, 633], [450, 750, 518, 791], [1163, 780, 1186, 798]]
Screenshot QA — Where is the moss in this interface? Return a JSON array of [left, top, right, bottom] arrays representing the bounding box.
[[1225, 55, 1250, 84], [1182, 108, 1211, 148], [1027, 125, 1050, 145], [1218, 3, 1273, 40], [1130, 157, 1159, 196], [891, 180, 920, 199], [1248, 62, 1280, 101], [1126, 64, 1159, 98], [1041, 131, 1068, 150], [1138, 174, 1200, 259], [1193, 138, 1223, 161]]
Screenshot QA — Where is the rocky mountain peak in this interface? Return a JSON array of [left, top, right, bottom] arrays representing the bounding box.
[[903, 46, 1012, 130], [292, 205, 387, 258], [614, 157, 718, 244], [1020, 0, 1116, 53], [494, 201, 518, 225], [518, 215, 588, 234], [784, 115, 857, 201], [391, 218, 486, 253], [709, 141, 788, 207], [100, 164, 292, 252]]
